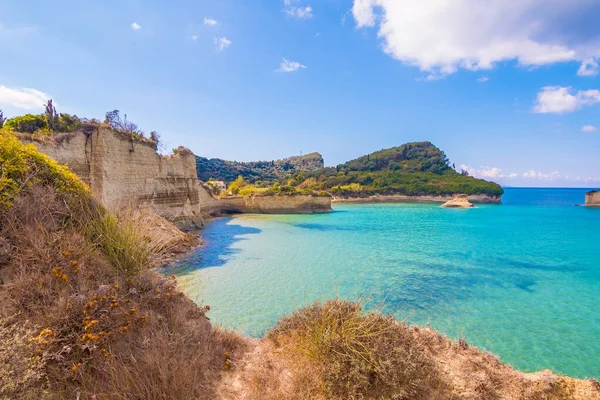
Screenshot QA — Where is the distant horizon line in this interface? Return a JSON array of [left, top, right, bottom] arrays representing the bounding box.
[[502, 186, 598, 190]]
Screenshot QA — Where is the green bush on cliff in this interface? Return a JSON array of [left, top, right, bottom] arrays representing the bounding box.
[[0, 128, 89, 209], [4, 114, 48, 134], [4, 112, 85, 134]]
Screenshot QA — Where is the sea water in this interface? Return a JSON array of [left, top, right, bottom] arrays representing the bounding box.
[[165, 188, 600, 378]]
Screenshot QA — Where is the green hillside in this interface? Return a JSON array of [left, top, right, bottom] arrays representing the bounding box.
[[287, 142, 504, 198], [196, 152, 324, 183]]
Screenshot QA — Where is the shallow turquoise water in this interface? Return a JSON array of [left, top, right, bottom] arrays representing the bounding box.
[[165, 188, 600, 378]]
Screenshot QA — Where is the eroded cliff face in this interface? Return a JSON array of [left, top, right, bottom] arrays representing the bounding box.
[[21, 127, 218, 230], [218, 195, 332, 214], [586, 190, 600, 207]]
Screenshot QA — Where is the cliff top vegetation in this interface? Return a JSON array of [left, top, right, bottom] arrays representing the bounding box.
[[0, 104, 163, 149]]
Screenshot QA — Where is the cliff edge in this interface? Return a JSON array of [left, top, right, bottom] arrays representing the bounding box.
[[18, 126, 217, 229]]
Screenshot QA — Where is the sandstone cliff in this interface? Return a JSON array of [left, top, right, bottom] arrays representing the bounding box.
[[586, 190, 600, 207], [20, 126, 218, 230], [218, 194, 332, 214]]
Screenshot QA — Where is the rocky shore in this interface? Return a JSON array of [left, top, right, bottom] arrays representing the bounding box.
[[217, 194, 332, 214], [333, 193, 501, 204]]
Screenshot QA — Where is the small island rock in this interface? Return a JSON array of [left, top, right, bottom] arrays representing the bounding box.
[[585, 190, 600, 207], [441, 194, 474, 208]]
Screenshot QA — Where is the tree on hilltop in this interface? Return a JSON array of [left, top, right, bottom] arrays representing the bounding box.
[[44, 99, 58, 131], [104, 110, 144, 137]]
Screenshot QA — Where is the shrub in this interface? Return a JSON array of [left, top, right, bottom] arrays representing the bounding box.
[[0, 128, 89, 209], [277, 185, 296, 195], [4, 114, 48, 134], [267, 299, 442, 399], [228, 175, 247, 195], [55, 113, 83, 132], [80, 205, 154, 275], [104, 110, 145, 138], [172, 146, 193, 156]]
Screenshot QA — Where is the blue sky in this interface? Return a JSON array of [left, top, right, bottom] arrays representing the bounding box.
[[1, 0, 599, 187]]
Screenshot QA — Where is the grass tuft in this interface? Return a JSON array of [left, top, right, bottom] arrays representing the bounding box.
[[266, 299, 443, 399]]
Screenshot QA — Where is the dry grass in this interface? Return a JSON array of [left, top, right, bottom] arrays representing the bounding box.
[[233, 299, 445, 400], [0, 186, 247, 399], [223, 300, 600, 400], [114, 206, 199, 265], [0, 315, 47, 399]]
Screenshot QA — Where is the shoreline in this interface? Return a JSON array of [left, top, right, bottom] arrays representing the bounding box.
[[332, 193, 502, 204]]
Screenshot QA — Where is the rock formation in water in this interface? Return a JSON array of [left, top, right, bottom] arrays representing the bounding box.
[[586, 190, 600, 207], [441, 194, 474, 208]]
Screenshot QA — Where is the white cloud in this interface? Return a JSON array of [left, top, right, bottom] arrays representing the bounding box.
[[214, 36, 231, 51], [0, 85, 50, 110], [532, 86, 600, 114], [582, 125, 598, 132], [476, 76, 489, 83], [131, 22, 141, 31], [352, 0, 600, 79], [286, 5, 313, 19], [276, 58, 307, 73], [522, 170, 562, 181], [190, 35, 198, 41], [460, 165, 513, 180], [460, 164, 583, 183], [284, 1, 313, 19], [204, 18, 218, 26], [578, 58, 598, 77]]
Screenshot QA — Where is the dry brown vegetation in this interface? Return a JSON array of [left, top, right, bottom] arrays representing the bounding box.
[[220, 300, 600, 400], [0, 186, 246, 399]]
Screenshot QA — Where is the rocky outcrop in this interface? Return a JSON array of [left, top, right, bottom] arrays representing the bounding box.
[[441, 194, 474, 208], [333, 194, 501, 204], [585, 190, 600, 207], [217, 195, 332, 214], [20, 127, 218, 230]]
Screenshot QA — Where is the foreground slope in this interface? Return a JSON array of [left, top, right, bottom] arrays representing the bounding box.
[[1, 129, 598, 399]]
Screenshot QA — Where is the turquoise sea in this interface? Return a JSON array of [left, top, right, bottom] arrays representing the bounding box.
[[165, 188, 600, 378]]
